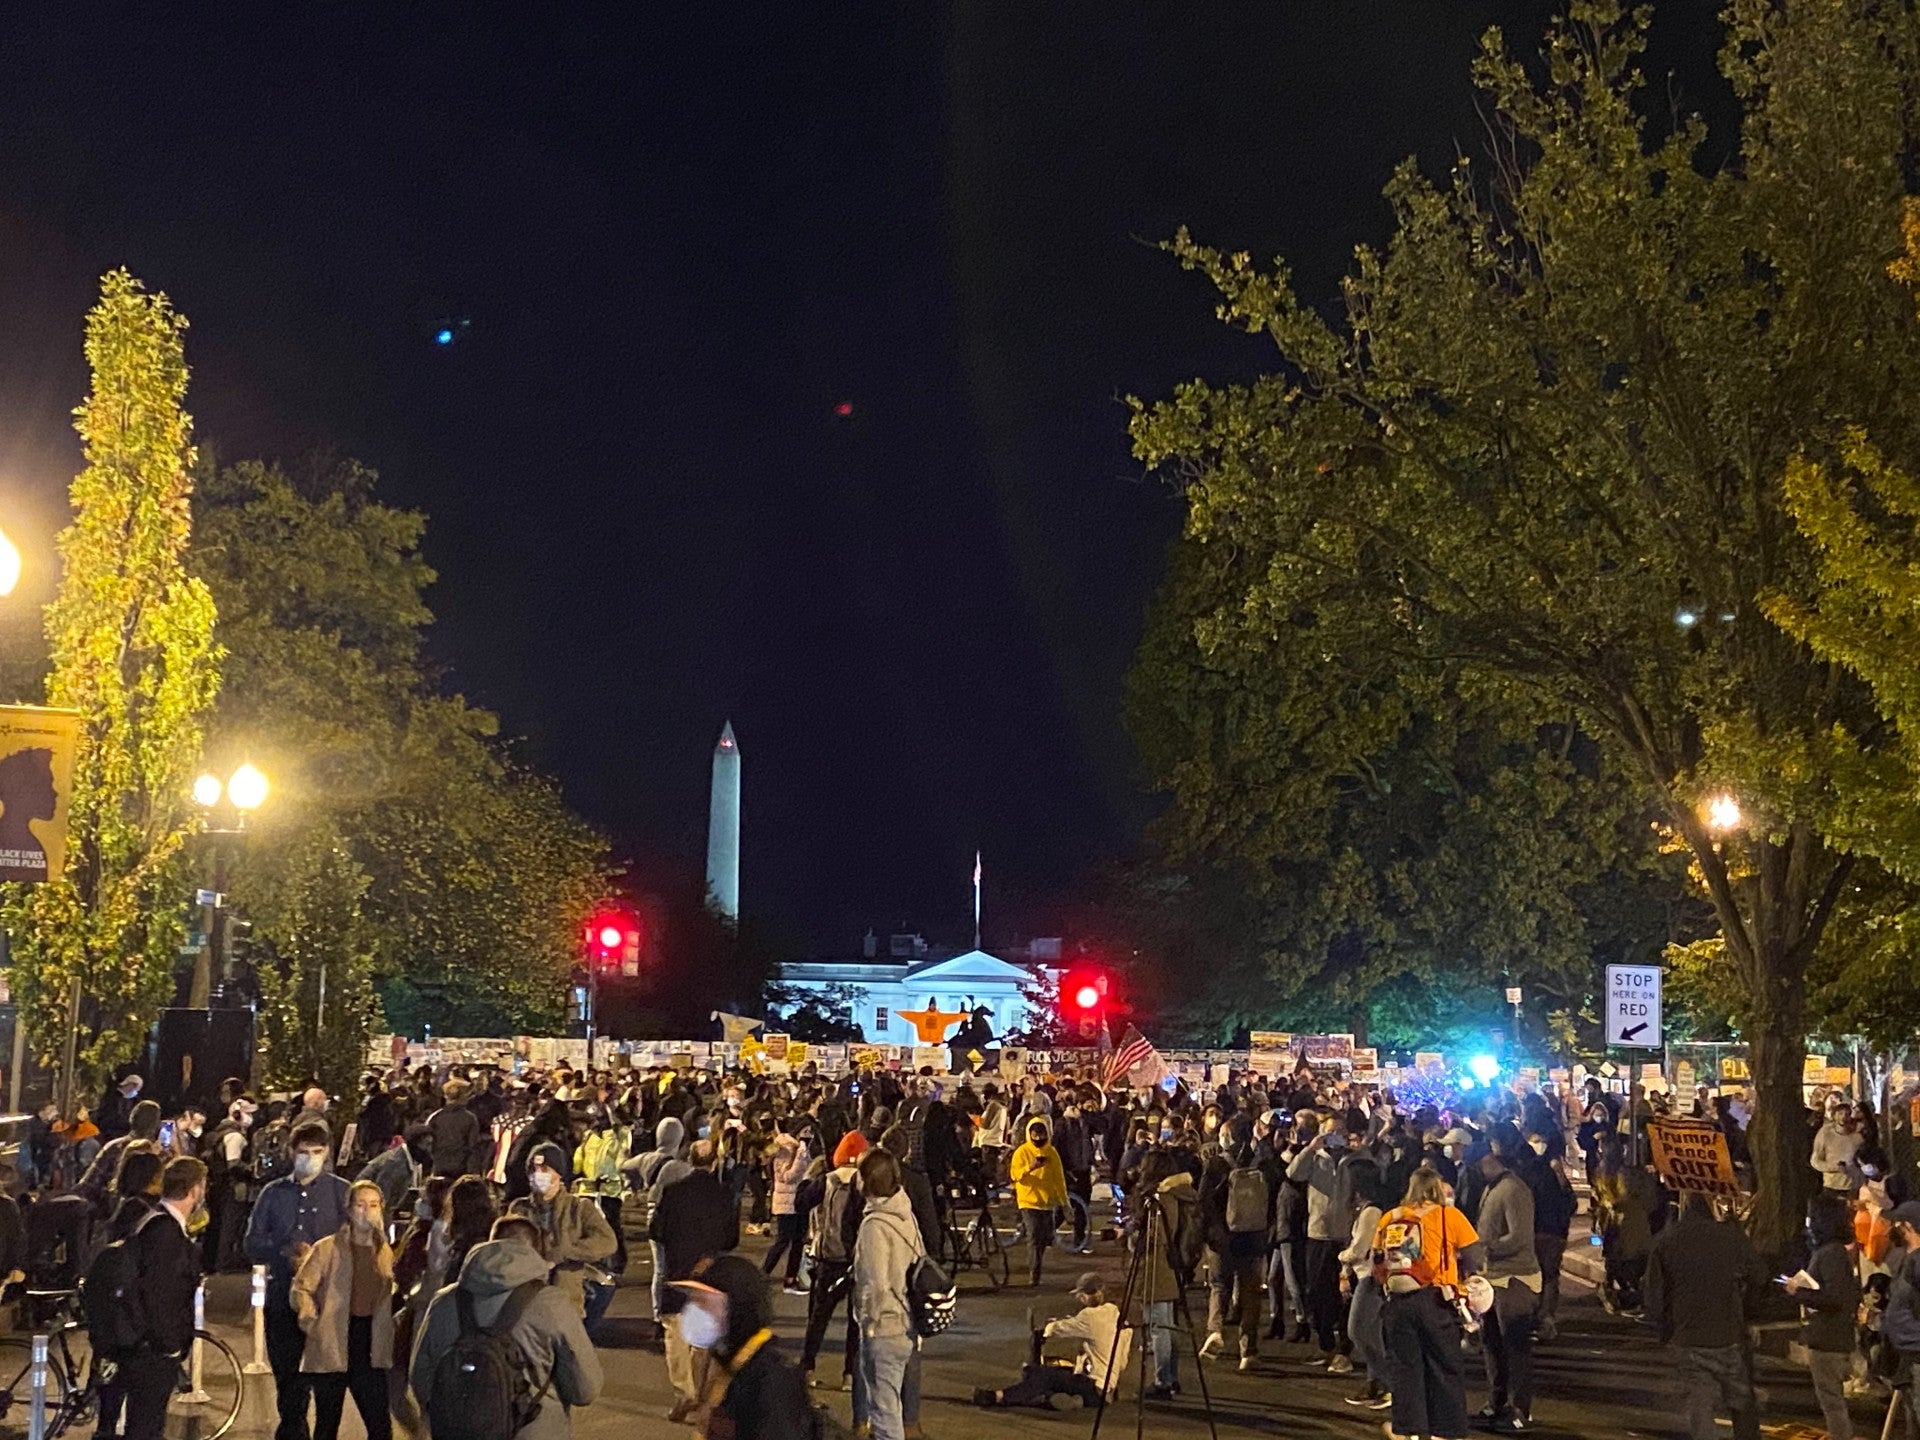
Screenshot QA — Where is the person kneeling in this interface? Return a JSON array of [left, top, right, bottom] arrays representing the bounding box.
[[973, 1272, 1128, 1412]]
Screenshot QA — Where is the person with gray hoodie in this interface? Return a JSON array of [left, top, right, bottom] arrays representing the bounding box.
[[851, 1147, 924, 1440], [410, 1226, 604, 1440], [622, 1117, 690, 1318], [1286, 1118, 1362, 1364]]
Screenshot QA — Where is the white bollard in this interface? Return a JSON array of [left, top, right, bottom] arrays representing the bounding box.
[[181, 1283, 210, 1403], [26, 1334, 47, 1440], [245, 1264, 272, 1374]]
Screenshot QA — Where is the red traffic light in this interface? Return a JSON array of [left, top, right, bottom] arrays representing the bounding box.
[[586, 904, 641, 963], [1062, 968, 1109, 1014], [1073, 983, 1101, 1011]]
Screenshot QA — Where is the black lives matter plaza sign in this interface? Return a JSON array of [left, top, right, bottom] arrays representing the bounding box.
[[1604, 964, 1663, 1049]]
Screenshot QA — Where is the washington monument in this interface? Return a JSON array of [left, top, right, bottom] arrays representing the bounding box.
[[706, 721, 740, 920]]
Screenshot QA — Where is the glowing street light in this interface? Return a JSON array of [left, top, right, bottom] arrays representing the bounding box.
[[0, 525, 19, 597], [227, 763, 269, 812], [192, 773, 224, 807], [1469, 1054, 1501, 1085], [1706, 794, 1743, 833], [188, 763, 270, 1009]]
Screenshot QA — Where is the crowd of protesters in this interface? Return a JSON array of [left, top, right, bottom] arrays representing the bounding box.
[[0, 1052, 1915, 1440]]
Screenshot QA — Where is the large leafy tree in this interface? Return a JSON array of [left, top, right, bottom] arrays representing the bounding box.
[[1, 271, 222, 1099], [191, 455, 608, 1040], [1131, 0, 1920, 1254]]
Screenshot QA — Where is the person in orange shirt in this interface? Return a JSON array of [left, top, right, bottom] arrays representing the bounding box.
[[1375, 1167, 1486, 1440]]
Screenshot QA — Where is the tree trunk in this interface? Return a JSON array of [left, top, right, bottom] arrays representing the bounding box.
[[1744, 958, 1813, 1264]]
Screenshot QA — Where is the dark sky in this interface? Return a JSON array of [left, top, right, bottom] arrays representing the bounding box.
[[0, 6, 1722, 952]]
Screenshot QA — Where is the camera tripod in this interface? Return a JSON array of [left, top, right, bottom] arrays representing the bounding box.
[[1090, 1191, 1219, 1440]]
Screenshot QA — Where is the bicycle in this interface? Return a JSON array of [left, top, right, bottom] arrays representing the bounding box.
[[0, 1288, 246, 1440], [938, 1190, 1011, 1289]]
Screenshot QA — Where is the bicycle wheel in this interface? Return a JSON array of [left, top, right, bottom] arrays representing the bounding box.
[[0, 1337, 71, 1440], [164, 1331, 243, 1440], [970, 1215, 1011, 1289], [1056, 1193, 1093, 1254]]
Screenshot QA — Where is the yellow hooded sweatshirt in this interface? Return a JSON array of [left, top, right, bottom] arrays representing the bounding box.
[[1010, 1115, 1068, 1212]]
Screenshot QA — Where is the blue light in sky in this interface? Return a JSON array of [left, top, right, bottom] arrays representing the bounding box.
[[435, 328, 454, 346]]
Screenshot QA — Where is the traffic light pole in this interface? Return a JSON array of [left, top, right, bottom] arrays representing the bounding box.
[[585, 956, 598, 1068]]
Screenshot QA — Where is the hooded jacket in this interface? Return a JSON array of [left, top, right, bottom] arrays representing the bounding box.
[[624, 1116, 691, 1198], [411, 1238, 603, 1440], [1010, 1117, 1068, 1213], [851, 1189, 924, 1341]]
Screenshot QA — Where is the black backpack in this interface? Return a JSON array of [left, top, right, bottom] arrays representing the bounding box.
[[253, 1120, 292, 1184], [84, 1211, 158, 1353], [905, 1253, 957, 1336], [428, 1281, 553, 1440]]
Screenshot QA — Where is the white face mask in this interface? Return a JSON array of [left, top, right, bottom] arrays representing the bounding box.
[[186, 1122, 204, 1138], [1527, 1136, 1547, 1155], [292, 1153, 324, 1181], [530, 1170, 558, 1197], [679, 1300, 725, 1351]]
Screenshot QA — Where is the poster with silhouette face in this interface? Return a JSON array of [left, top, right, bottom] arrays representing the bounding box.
[[0, 706, 81, 885]]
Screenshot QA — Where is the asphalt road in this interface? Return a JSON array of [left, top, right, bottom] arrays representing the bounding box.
[[27, 1208, 1873, 1440]]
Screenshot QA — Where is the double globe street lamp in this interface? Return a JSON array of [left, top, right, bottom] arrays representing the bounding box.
[[189, 763, 269, 1009]]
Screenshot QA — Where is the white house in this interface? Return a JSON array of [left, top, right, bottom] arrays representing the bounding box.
[[774, 947, 1046, 1043]]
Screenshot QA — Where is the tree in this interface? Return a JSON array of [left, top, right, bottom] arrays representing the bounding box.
[[190, 455, 608, 1039], [1130, 0, 1920, 1255], [763, 981, 867, 1043], [250, 825, 380, 1098], [1, 271, 221, 1100]]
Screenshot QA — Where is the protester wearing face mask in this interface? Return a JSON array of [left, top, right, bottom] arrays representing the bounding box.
[[1286, 1116, 1362, 1367], [670, 1254, 810, 1439], [649, 1139, 741, 1422], [203, 1097, 259, 1271], [245, 1122, 351, 1440], [507, 1143, 618, 1318], [292, 1181, 395, 1440]]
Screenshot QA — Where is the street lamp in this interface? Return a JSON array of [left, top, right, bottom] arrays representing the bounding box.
[[0, 525, 19, 597], [189, 764, 269, 1009], [1705, 794, 1743, 833]]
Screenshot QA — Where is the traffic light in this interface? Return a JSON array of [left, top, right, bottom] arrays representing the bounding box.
[[1061, 967, 1109, 1040], [585, 904, 642, 974]]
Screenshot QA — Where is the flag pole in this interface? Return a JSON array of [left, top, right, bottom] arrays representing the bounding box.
[[972, 850, 982, 950]]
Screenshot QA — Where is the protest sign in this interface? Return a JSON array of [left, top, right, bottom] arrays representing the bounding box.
[[1646, 1116, 1740, 1197], [1248, 1032, 1293, 1079]]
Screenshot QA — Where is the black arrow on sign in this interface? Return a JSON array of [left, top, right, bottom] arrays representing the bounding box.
[[1620, 1022, 1649, 1041]]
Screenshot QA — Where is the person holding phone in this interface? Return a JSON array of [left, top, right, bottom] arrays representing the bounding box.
[[1790, 1194, 1861, 1440]]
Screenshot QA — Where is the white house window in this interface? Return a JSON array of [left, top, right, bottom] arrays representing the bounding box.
[[875, 1007, 889, 1032]]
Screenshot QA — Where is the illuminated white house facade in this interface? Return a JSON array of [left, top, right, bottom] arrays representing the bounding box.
[[774, 939, 1057, 1043]]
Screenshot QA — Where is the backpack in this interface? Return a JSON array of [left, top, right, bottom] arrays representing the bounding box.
[[897, 1100, 929, 1172], [905, 1253, 957, 1336], [252, 1119, 292, 1184], [1225, 1166, 1269, 1235], [1166, 1199, 1204, 1281], [809, 1171, 856, 1264], [871, 1214, 957, 1336], [1372, 1208, 1432, 1288], [83, 1211, 158, 1353], [428, 1281, 553, 1440]]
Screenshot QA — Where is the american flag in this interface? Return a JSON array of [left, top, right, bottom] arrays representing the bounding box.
[[1102, 1025, 1161, 1088]]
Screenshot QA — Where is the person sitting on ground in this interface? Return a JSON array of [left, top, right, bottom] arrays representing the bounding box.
[[973, 1271, 1129, 1411]]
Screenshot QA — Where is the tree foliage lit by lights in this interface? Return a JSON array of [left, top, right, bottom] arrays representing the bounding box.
[[192, 455, 608, 1038], [1130, 0, 1920, 1255], [0, 270, 222, 1092]]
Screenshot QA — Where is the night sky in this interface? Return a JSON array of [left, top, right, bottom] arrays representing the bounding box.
[[0, 6, 1723, 952]]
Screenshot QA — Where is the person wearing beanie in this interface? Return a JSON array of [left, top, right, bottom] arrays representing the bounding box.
[[507, 1142, 616, 1317], [802, 1124, 867, 1391], [833, 1129, 871, 1168], [647, 1139, 740, 1423], [669, 1254, 809, 1439]]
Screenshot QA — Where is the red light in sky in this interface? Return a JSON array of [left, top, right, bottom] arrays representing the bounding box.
[[834, 401, 853, 417]]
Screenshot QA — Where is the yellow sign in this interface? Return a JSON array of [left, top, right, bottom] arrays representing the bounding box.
[[849, 1045, 884, 1070], [1646, 1116, 1740, 1197], [0, 706, 81, 886]]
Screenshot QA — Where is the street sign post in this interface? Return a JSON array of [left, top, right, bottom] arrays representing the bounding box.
[[1605, 964, 1663, 1048]]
